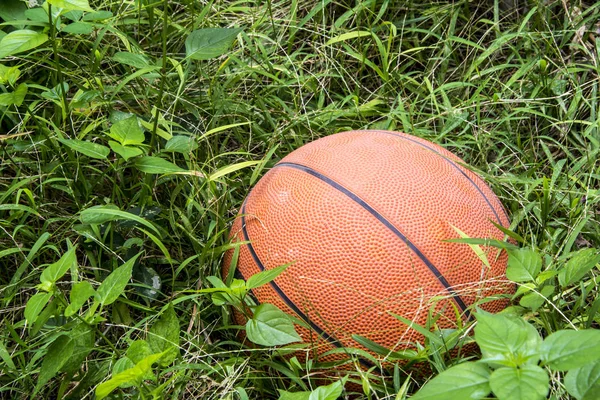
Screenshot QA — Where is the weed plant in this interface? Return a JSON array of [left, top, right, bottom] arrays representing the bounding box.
[[0, 0, 600, 398]]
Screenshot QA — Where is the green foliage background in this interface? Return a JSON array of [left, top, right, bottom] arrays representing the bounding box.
[[1, 0, 600, 398]]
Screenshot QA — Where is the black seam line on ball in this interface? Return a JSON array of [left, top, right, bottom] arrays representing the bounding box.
[[239, 205, 376, 369], [240, 204, 335, 343], [275, 162, 470, 317], [373, 130, 509, 225]]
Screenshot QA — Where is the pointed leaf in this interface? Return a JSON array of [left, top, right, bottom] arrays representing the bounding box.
[[109, 141, 143, 161], [0, 340, 15, 370], [0, 30, 48, 59], [475, 311, 541, 366], [565, 359, 600, 400], [558, 249, 600, 288], [95, 352, 164, 400], [112, 357, 136, 388], [246, 263, 292, 290], [80, 205, 161, 236], [47, 0, 93, 12], [0, 0, 27, 24], [58, 138, 110, 159], [35, 335, 75, 393], [489, 365, 549, 400], [185, 28, 242, 60], [0, 83, 27, 106], [82, 10, 113, 20], [246, 303, 301, 346], [25, 292, 52, 324], [411, 362, 491, 400], [308, 380, 344, 400], [278, 390, 310, 400], [506, 248, 542, 282], [40, 246, 77, 284], [135, 156, 185, 174], [95, 253, 140, 306], [148, 304, 180, 366], [540, 330, 600, 371], [61, 322, 95, 373], [107, 116, 145, 145], [127, 340, 153, 364], [163, 135, 198, 153], [519, 285, 555, 311], [62, 22, 94, 34], [112, 52, 155, 69], [64, 281, 95, 316]]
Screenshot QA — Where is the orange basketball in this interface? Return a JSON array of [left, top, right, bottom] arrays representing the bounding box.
[[223, 130, 511, 362]]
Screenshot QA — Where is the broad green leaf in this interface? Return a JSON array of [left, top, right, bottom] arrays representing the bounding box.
[[163, 135, 199, 153], [41, 82, 68, 101], [64, 281, 95, 316], [209, 160, 261, 181], [326, 30, 372, 45], [519, 285, 554, 311], [62, 22, 94, 34], [558, 249, 600, 288], [23, 7, 49, 23], [80, 205, 161, 236], [411, 362, 491, 400], [58, 138, 110, 159], [506, 248, 542, 282], [109, 141, 143, 161], [0, 0, 27, 24], [246, 263, 292, 290], [107, 116, 145, 145], [25, 292, 52, 324], [40, 246, 77, 285], [95, 253, 140, 306], [127, 340, 153, 364], [0, 204, 40, 216], [278, 390, 310, 400], [112, 52, 155, 69], [111, 357, 136, 388], [112, 356, 135, 375], [185, 27, 242, 60], [47, 0, 93, 12], [0, 65, 21, 86], [95, 352, 164, 400], [489, 365, 549, 400], [135, 156, 185, 174], [82, 10, 113, 20], [278, 380, 344, 400], [565, 359, 600, 400], [124, 341, 153, 380], [0, 341, 15, 370], [308, 380, 343, 400], [112, 302, 132, 325], [148, 304, 180, 366], [61, 322, 94, 373], [474, 311, 541, 366], [35, 335, 75, 393], [0, 83, 27, 106], [246, 303, 301, 346], [79, 204, 120, 224], [540, 330, 600, 371], [0, 30, 48, 59]]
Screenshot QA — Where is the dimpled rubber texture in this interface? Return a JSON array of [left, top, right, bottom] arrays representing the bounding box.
[[223, 130, 512, 362]]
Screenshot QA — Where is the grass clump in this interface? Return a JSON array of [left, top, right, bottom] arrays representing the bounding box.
[[0, 0, 599, 398]]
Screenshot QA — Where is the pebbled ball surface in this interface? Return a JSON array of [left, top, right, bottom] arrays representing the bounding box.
[[223, 130, 512, 362]]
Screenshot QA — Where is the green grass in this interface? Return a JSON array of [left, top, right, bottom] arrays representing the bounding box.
[[1, 0, 599, 398]]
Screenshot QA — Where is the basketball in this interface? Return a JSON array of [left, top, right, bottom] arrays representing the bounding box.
[[223, 130, 511, 362]]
